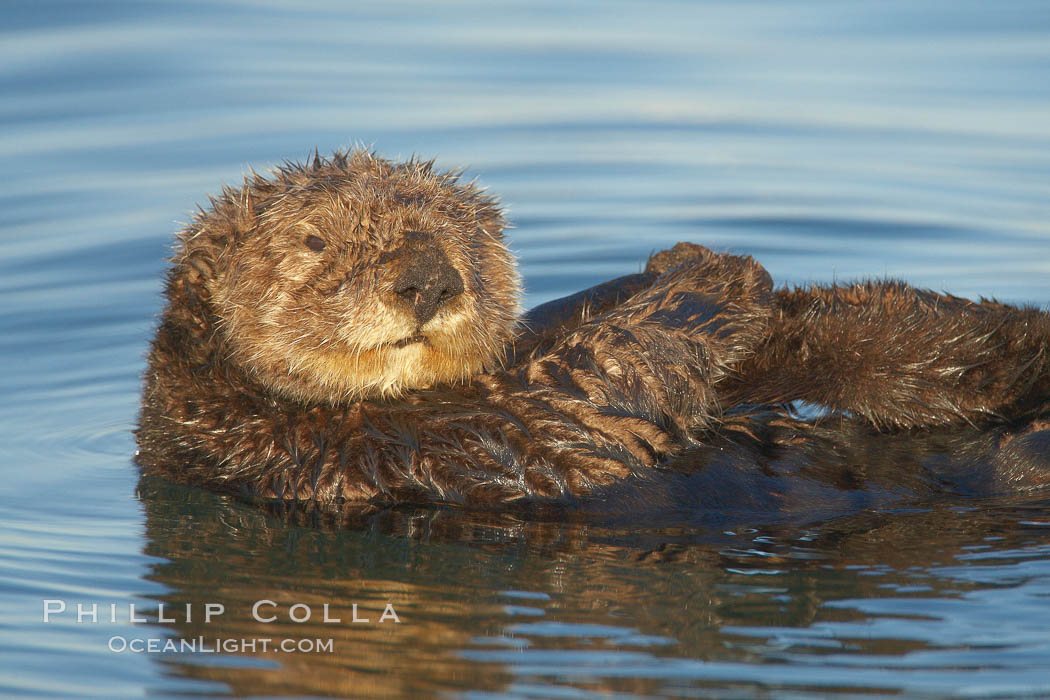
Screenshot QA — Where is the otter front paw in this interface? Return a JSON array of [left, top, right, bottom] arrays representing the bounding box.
[[645, 242, 716, 277], [644, 250, 774, 369], [579, 248, 774, 392]]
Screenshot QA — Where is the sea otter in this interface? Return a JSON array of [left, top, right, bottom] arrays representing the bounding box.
[[137, 149, 1050, 510]]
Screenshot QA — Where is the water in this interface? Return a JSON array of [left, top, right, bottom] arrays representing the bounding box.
[[2, 1, 1049, 697]]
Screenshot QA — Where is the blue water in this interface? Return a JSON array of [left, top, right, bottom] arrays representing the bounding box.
[[2, 1, 1050, 697]]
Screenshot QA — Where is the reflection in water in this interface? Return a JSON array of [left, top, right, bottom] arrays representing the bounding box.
[[137, 412, 1050, 698]]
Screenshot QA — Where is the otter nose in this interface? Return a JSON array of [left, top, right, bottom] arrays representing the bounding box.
[[393, 250, 464, 325]]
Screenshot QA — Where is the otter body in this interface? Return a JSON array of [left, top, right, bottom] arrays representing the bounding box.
[[137, 149, 1050, 510]]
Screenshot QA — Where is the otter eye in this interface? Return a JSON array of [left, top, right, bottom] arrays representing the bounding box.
[[305, 235, 326, 252]]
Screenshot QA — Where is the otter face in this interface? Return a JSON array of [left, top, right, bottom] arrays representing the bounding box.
[[178, 150, 521, 404]]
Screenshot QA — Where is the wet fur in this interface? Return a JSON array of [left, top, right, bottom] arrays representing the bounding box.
[[137, 149, 1050, 509]]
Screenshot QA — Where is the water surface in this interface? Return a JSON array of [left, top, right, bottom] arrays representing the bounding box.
[[2, 1, 1050, 698]]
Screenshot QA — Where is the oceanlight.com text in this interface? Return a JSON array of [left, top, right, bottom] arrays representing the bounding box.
[[108, 636, 336, 654]]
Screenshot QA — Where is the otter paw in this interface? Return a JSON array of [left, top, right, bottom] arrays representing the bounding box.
[[649, 247, 774, 303], [645, 242, 715, 276]]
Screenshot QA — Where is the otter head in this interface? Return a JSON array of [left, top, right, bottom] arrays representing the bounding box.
[[175, 149, 521, 404]]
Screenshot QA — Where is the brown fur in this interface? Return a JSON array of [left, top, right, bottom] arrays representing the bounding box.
[[725, 283, 1050, 429], [137, 149, 1050, 508]]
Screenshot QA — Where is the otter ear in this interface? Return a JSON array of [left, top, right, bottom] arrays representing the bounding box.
[[178, 183, 257, 292], [177, 221, 224, 297], [173, 228, 219, 306]]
